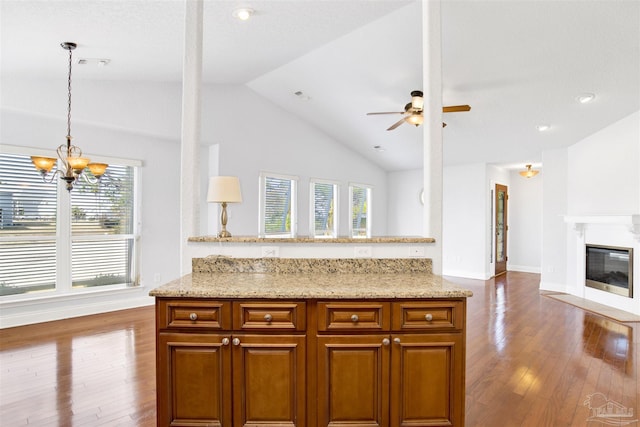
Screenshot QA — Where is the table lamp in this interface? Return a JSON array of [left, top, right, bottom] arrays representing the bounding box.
[[207, 176, 243, 237]]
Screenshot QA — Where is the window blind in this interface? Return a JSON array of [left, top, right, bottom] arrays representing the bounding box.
[[312, 181, 337, 237], [264, 176, 293, 235], [0, 154, 58, 295], [351, 185, 370, 238]]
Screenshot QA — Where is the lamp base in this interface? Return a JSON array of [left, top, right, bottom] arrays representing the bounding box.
[[218, 230, 232, 238]]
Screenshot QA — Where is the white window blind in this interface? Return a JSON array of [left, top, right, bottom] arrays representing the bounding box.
[[71, 164, 136, 288], [350, 183, 372, 238], [260, 173, 297, 237], [0, 154, 57, 295], [0, 152, 138, 297], [310, 179, 338, 238]]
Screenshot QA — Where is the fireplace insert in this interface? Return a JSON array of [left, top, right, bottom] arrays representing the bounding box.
[[585, 244, 633, 298]]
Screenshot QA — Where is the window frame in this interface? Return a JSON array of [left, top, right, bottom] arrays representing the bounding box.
[[309, 178, 339, 238], [0, 145, 141, 300], [349, 182, 372, 238], [258, 171, 298, 238]]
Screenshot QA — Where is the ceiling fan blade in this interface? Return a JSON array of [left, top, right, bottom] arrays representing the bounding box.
[[367, 111, 404, 115], [387, 117, 406, 131], [443, 105, 471, 113]]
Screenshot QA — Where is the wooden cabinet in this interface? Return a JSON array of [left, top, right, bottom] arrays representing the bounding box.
[[156, 298, 466, 427], [156, 300, 306, 427], [316, 301, 465, 427]]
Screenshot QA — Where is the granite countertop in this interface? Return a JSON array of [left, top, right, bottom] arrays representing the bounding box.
[[149, 272, 473, 299], [188, 235, 435, 244]]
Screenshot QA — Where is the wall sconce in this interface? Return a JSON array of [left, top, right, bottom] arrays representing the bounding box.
[[207, 176, 242, 237], [519, 164, 540, 179]]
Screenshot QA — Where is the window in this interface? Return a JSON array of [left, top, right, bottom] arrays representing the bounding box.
[[0, 149, 139, 297], [259, 172, 297, 238], [310, 179, 338, 238], [349, 183, 372, 238]]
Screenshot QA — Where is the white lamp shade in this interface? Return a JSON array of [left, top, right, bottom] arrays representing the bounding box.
[[207, 176, 243, 203]]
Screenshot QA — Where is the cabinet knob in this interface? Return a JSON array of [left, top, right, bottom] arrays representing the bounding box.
[[232, 338, 241, 346], [382, 338, 390, 346], [425, 313, 433, 322], [393, 337, 401, 344], [351, 314, 359, 323], [221, 337, 230, 346], [264, 313, 273, 322], [189, 312, 198, 321]]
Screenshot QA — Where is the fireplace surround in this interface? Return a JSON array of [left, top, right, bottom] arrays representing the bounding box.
[[563, 214, 640, 315]]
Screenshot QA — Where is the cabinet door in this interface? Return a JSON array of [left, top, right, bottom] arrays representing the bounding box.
[[158, 332, 232, 427], [317, 335, 390, 427], [390, 334, 464, 427], [232, 335, 306, 427]]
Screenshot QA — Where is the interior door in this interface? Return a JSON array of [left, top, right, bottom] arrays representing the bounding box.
[[495, 184, 508, 276]]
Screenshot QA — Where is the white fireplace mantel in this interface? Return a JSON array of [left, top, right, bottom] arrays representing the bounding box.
[[564, 214, 640, 240]]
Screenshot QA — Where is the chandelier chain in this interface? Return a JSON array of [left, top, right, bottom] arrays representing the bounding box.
[[67, 45, 73, 139]]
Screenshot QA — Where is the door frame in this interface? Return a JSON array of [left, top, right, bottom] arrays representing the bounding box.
[[494, 183, 508, 276]]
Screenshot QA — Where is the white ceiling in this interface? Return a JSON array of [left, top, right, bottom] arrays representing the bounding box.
[[2, 0, 639, 171]]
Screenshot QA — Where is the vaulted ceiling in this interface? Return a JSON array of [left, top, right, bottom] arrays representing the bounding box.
[[2, 0, 638, 171]]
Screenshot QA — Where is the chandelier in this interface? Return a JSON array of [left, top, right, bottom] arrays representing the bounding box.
[[30, 42, 108, 191]]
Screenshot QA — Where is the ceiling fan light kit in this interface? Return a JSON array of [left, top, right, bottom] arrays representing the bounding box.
[[366, 90, 470, 131]]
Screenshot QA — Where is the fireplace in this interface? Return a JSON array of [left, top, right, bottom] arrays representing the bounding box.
[[585, 244, 633, 298]]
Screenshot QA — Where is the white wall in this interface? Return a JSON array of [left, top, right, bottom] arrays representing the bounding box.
[[387, 168, 423, 236], [567, 111, 640, 215], [200, 84, 389, 238], [442, 163, 487, 279], [507, 169, 542, 273], [540, 147, 569, 292]]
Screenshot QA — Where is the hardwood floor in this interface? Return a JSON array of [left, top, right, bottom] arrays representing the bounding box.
[[0, 272, 637, 426]]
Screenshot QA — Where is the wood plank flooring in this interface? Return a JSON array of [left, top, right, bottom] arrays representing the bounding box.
[[0, 272, 638, 426]]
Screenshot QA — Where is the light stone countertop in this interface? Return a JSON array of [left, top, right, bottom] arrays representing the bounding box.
[[149, 272, 473, 299], [188, 235, 435, 244]]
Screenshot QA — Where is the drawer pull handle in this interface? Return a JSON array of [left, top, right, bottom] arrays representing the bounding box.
[[221, 338, 230, 346], [232, 338, 241, 346], [351, 314, 359, 323], [394, 337, 401, 344], [189, 313, 198, 321], [425, 313, 433, 322], [382, 338, 390, 346], [264, 313, 273, 322]]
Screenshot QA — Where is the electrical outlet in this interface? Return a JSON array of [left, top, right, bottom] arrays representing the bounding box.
[[354, 246, 372, 258], [409, 246, 426, 257], [261, 246, 280, 258]]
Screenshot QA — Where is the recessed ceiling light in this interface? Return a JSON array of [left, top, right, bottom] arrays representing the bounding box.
[[232, 8, 254, 21], [536, 124, 550, 132], [373, 145, 385, 152], [576, 93, 596, 104], [77, 58, 110, 66], [293, 90, 311, 101]]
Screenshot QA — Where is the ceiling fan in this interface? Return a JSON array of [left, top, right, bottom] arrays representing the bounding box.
[[367, 90, 471, 131]]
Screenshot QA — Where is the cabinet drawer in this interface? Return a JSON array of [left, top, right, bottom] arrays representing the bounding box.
[[158, 299, 231, 330], [392, 301, 463, 331], [318, 302, 390, 331], [233, 302, 306, 331]]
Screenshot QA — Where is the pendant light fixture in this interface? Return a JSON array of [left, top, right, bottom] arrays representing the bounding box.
[[30, 42, 108, 191], [519, 164, 539, 179]]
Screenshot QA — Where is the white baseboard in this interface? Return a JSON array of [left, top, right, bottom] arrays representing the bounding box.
[[442, 269, 491, 280], [508, 264, 541, 274], [539, 281, 568, 293], [0, 287, 154, 328]]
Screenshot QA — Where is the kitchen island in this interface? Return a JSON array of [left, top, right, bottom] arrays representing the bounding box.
[[150, 257, 472, 427]]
